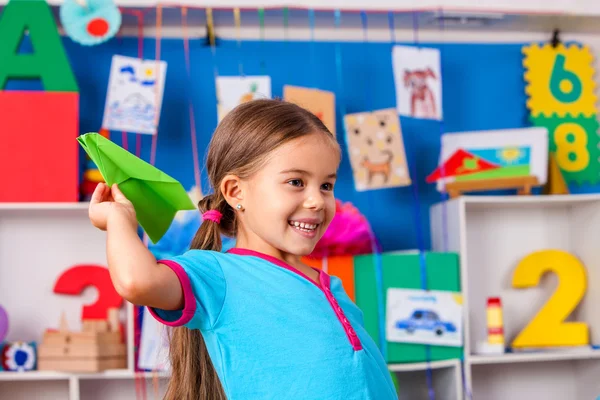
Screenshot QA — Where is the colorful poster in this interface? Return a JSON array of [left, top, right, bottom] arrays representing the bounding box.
[[523, 43, 597, 117], [428, 127, 549, 191], [392, 45, 443, 120], [216, 76, 271, 122], [283, 85, 336, 136], [386, 288, 463, 347], [102, 55, 167, 135], [344, 109, 411, 191]]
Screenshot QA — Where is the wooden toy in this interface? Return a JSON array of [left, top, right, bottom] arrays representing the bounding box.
[[427, 127, 548, 198], [37, 308, 126, 372], [511, 249, 589, 348]]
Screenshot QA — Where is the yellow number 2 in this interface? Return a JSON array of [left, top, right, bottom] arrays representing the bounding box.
[[511, 249, 589, 348], [554, 122, 589, 173]]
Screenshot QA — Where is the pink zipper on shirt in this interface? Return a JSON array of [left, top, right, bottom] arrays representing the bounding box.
[[227, 248, 363, 351]]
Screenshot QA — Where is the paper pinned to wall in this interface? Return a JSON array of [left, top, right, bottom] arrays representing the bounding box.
[[344, 108, 411, 191], [386, 288, 463, 347], [102, 55, 167, 135], [283, 85, 336, 136], [216, 76, 271, 122], [392, 45, 443, 121], [138, 306, 170, 372]]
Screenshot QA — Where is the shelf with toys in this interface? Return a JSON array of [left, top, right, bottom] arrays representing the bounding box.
[[430, 193, 600, 400]]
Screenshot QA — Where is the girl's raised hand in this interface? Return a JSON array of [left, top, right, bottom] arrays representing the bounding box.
[[88, 182, 137, 231]]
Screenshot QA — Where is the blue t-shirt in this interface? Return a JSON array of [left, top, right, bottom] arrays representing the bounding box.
[[149, 248, 397, 400]]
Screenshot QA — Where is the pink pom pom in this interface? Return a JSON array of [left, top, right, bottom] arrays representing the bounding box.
[[309, 199, 373, 258]]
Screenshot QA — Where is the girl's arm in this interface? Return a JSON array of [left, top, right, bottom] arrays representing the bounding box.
[[89, 183, 184, 311]]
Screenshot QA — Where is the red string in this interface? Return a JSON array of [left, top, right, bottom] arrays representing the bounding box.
[[136, 11, 145, 158], [150, 5, 162, 166], [182, 7, 202, 193]]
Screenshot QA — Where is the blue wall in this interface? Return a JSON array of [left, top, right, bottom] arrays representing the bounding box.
[[8, 37, 597, 251]]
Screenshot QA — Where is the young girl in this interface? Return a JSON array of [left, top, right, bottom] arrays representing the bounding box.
[[88, 99, 398, 400]]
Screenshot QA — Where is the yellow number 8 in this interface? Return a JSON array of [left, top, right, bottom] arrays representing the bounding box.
[[554, 122, 589, 172], [511, 249, 589, 348]]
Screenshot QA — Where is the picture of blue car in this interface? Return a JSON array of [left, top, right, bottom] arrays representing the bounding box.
[[395, 309, 457, 336]]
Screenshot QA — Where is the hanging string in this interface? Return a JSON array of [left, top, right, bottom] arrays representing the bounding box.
[[283, 7, 291, 84], [181, 7, 202, 195], [135, 10, 145, 159], [333, 10, 346, 118], [308, 8, 316, 87], [360, 11, 372, 111], [388, 11, 396, 45], [149, 4, 162, 167], [257, 7, 267, 74], [408, 11, 435, 400], [233, 8, 244, 76]]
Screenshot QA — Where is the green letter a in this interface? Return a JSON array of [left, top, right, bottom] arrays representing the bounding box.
[[0, 0, 78, 91]]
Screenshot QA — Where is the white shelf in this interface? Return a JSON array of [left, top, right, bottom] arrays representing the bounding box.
[[0, 202, 89, 211], [469, 348, 600, 365], [389, 359, 460, 372], [430, 194, 600, 400], [0, 369, 168, 381]]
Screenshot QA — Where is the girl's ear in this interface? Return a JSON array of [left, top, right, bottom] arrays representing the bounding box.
[[220, 174, 244, 209]]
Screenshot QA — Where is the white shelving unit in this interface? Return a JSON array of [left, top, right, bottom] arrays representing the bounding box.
[[0, 203, 169, 400], [430, 194, 600, 400], [0, 203, 465, 399]]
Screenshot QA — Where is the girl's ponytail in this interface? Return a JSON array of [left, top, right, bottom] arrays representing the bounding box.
[[164, 192, 233, 400]]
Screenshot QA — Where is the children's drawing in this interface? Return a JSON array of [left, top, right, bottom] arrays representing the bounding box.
[[386, 288, 463, 347], [283, 85, 336, 136], [216, 76, 271, 122], [427, 127, 549, 192], [344, 109, 411, 191], [392, 45, 442, 120], [102, 55, 167, 135], [138, 306, 170, 371]]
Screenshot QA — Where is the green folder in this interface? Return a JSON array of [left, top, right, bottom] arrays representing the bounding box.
[[354, 251, 463, 363], [77, 132, 196, 244]]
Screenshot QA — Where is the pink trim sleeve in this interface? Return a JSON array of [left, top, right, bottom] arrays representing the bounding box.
[[147, 259, 197, 327]]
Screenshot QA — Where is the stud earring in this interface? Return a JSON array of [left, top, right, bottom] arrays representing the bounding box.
[[236, 204, 244, 211]]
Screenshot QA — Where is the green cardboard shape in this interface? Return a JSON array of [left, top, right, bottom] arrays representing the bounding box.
[[354, 251, 463, 363], [0, 0, 78, 91], [77, 133, 196, 244]]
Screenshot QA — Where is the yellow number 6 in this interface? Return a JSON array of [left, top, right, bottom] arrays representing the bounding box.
[[511, 250, 589, 348]]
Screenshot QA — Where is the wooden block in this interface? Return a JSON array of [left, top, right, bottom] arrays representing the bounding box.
[[107, 308, 120, 332], [82, 320, 108, 333], [38, 343, 127, 358], [446, 176, 539, 198], [37, 356, 126, 373], [42, 331, 122, 345]]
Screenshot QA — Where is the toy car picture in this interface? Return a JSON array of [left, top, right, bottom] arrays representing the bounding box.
[[395, 309, 457, 336]]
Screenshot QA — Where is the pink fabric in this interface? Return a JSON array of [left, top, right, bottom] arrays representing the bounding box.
[[147, 260, 197, 327], [227, 248, 362, 351], [309, 199, 373, 258], [202, 210, 223, 224]]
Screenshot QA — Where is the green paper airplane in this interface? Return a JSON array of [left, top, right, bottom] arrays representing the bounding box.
[[77, 132, 196, 244]]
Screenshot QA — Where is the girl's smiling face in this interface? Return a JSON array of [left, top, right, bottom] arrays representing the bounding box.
[[232, 132, 340, 258]]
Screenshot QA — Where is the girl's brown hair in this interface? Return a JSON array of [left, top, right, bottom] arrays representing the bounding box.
[[164, 99, 340, 400]]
